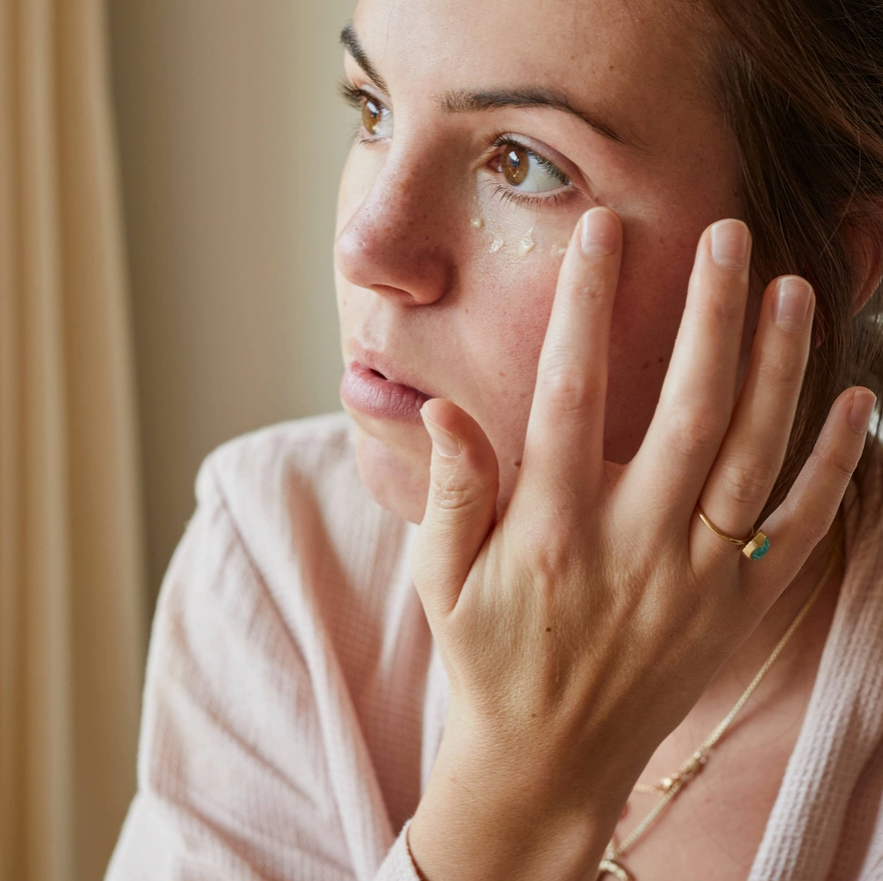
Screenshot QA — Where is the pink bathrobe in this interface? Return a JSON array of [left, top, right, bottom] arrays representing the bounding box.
[[106, 411, 883, 880]]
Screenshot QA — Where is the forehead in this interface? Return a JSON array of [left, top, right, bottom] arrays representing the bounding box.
[[351, 0, 719, 149]]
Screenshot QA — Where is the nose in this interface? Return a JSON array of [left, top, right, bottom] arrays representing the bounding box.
[[334, 147, 456, 306]]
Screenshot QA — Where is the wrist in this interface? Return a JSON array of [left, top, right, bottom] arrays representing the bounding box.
[[409, 780, 615, 881], [407, 727, 630, 881]]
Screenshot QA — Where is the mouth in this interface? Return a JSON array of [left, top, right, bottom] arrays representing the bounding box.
[[340, 359, 433, 423]]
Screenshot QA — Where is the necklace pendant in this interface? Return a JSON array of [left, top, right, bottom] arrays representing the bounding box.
[[598, 858, 633, 880]]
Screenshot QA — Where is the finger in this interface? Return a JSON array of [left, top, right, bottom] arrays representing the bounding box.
[[741, 386, 876, 611], [691, 275, 815, 565], [519, 206, 622, 507], [411, 398, 499, 625], [623, 219, 751, 519]]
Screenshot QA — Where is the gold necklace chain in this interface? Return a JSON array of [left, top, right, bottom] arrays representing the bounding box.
[[597, 547, 840, 880]]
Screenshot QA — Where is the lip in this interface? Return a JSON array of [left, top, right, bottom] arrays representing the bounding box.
[[341, 340, 436, 423], [347, 340, 439, 398]]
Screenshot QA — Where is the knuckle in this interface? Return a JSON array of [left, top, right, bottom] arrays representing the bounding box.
[[688, 290, 744, 325], [541, 356, 601, 414], [824, 447, 859, 483], [429, 467, 485, 512], [718, 455, 777, 504], [666, 407, 724, 458], [520, 511, 577, 575], [569, 278, 607, 305]]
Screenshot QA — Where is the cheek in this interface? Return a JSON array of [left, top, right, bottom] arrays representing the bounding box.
[[454, 207, 700, 470], [460, 198, 584, 366], [448, 229, 568, 479]]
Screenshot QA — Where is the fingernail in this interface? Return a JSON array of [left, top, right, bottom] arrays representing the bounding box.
[[774, 276, 813, 332], [581, 207, 619, 256], [710, 219, 749, 270], [849, 389, 876, 435], [420, 408, 461, 457]]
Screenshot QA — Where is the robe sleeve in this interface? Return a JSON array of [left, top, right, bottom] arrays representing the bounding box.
[[105, 457, 424, 881]]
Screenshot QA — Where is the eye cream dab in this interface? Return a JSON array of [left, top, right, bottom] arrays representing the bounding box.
[[470, 217, 484, 229], [490, 235, 505, 253], [518, 228, 536, 257]]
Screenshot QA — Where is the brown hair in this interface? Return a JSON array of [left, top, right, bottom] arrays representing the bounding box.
[[695, 0, 883, 533]]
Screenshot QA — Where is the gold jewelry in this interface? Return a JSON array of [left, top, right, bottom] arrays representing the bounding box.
[[696, 505, 771, 560], [597, 547, 839, 880]]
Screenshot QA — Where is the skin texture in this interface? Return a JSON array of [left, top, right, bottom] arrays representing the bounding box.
[[332, 0, 873, 875], [334, 0, 745, 525]]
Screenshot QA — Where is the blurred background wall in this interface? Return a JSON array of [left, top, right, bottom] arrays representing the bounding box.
[[0, 6, 356, 877], [108, 0, 355, 608]]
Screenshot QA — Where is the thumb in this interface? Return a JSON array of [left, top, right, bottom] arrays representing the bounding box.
[[411, 398, 499, 623]]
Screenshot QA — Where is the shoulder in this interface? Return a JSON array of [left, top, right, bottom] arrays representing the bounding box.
[[142, 408, 416, 754], [124, 414, 381, 875], [191, 410, 401, 569], [174, 409, 414, 633], [194, 409, 361, 516]]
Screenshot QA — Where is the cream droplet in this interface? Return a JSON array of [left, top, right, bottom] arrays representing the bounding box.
[[552, 244, 568, 257], [518, 228, 536, 257], [490, 235, 504, 253], [470, 216, 484, 229]]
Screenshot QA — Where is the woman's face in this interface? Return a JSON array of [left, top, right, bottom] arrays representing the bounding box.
[[334, 0, 749, 524]]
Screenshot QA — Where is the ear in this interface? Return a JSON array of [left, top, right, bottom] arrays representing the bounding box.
[[843, 212, 883, 318], [811, 212, 882, 350]]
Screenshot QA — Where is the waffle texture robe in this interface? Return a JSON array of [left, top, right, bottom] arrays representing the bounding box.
[[106, 411, 883, 880]]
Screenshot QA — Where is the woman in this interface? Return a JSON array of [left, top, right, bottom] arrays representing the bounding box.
[[107, 0, 883, 878]]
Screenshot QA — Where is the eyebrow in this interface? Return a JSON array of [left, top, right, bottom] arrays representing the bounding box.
[[339, 23, 650, 154], [340, 24, 391, 95], [439, 88, 648, 152]]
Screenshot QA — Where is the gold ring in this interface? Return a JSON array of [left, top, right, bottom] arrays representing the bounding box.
[[696, 505, 771, 560]]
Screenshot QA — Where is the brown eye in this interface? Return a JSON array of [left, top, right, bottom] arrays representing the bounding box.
[[493, 139, 570, 195], [362, 97, 383, 135], [502, 146, 530, 186], [359, 95, 393, 138]]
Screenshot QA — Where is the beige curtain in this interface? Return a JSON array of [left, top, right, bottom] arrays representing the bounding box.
[[0, 1, 146, 880]]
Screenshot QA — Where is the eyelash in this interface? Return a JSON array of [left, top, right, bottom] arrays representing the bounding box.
[[486, 134, 572, 208], [337, 78, 576, 209], [338, 80, 376, 146]]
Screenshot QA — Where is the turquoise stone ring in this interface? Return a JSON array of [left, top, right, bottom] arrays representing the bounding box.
[[696, 505, 770, 561], [743, 531, 770, 560]]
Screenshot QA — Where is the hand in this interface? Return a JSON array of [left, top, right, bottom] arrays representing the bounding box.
[[408, 207, 875, 880]]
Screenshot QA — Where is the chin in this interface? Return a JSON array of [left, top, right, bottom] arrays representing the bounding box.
[[352, 424, 430, 524]]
